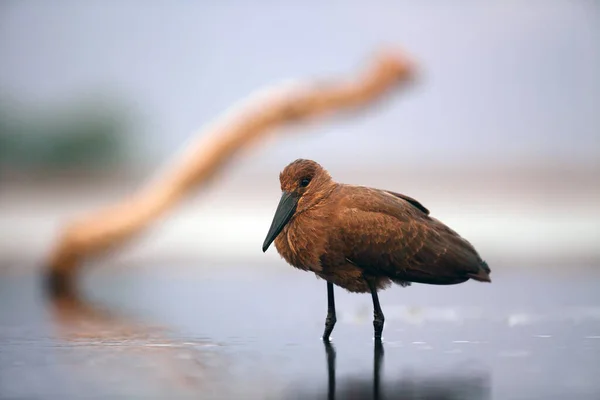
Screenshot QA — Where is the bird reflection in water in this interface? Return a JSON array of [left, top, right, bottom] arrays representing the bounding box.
[[323, 340, 385, 400], [303, 341, 491, 400]]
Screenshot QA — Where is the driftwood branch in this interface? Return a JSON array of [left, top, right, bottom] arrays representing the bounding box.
[[46, 49, 416, 293]]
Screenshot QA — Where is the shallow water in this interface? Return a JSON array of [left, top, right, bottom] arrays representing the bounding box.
[[1, 265, 600, 399]]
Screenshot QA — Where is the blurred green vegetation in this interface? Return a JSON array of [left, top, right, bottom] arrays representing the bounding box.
[[0, 95, 136, 173]]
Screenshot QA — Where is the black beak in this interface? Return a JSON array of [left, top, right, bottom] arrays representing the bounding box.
[[262, 191, 299, 252]]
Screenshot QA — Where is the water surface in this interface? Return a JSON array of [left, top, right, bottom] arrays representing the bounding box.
[[1, 265, 599, 399]]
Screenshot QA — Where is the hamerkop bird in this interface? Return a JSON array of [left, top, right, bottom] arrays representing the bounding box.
[[262, 159, 491, 341]]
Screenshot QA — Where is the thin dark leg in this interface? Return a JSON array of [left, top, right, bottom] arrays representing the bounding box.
[[322, 282, 337, 341], [367, 279, 385, 341], [323, 340, 336, 400]]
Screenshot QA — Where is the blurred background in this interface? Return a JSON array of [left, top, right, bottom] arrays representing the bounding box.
[[1, 1, 599, 269], [1, 2, 600, 399], [1, 1, 598, 271]]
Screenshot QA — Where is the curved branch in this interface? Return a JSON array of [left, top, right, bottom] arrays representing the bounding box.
[[46, 49, 417, 294]]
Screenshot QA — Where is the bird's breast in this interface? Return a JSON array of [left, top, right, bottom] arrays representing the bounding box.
[[273, 215, 326, 272]]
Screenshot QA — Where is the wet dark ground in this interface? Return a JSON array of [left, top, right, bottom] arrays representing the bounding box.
[[1, 264, 600, 400]]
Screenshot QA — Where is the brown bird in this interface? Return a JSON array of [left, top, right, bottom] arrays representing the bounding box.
[[262, 159, 491, 341]]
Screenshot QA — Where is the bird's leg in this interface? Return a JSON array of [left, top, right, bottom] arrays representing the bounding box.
[[322, 281, 337, 341], [367, 278, 385, 341]]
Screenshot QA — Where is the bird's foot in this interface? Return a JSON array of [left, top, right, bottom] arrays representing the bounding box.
[[373, 316, 384, 341], [322, 314, 337, 341]]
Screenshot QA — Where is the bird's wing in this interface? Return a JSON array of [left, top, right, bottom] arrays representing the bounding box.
[[337, 185, 429, 223], [382, 190, 429, 215], [330, 186, 484, 283]]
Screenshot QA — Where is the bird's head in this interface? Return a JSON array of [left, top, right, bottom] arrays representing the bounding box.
[[262, 159, 333, 252]]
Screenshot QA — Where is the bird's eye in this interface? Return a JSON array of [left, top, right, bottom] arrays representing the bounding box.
[[300, 178, 311, 187]]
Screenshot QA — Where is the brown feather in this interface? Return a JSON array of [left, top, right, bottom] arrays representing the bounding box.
[[383, 190, 430, 215]]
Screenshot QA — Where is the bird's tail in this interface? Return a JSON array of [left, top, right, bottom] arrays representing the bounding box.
[[468, 260, 491, 283]]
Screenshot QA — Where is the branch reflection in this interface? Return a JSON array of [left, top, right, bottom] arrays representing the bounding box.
[[45, 284, 227, 396]]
